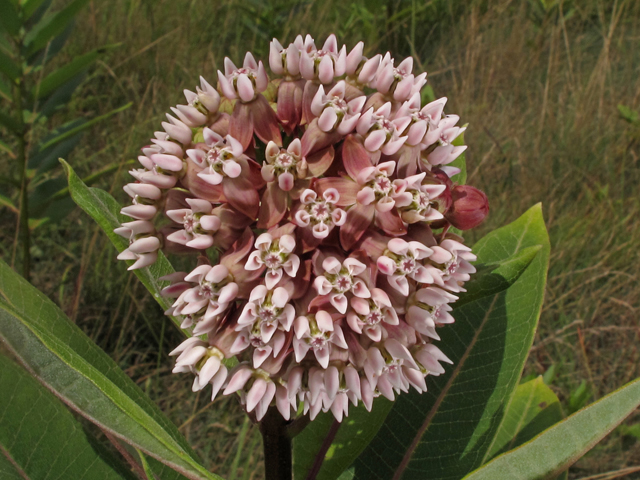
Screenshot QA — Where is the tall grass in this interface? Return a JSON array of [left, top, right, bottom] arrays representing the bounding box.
[[2, 0, 638, 477]]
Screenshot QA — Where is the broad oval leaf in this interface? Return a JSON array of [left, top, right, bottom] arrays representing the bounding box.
[[463, 377, 640, 480], [351, 203, 550, 479], [0, 354, 136, 480], [0, 259, 221, 480], [0, 49, 20, 82], [296, 242, 540, 480], [0, 0, 21, 36]]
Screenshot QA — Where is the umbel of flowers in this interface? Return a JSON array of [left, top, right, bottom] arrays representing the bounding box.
[[115, 34, 489, 422]]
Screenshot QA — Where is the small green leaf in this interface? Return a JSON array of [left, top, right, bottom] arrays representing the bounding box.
[[0, 138, 15, 158], [22, 0, 50, 19], [29, 121, 84, 171], [0, 49, 20, 82], [293, 399, 394, 480], [38, 102, 131, 149], [24, 0, 91, 57], [0, 193, 17, 212], [0, 111, 19, 133], [618, 423, 640, 440], [454, 244, 541, 309], [0, 0, 21, 36], [485, 376, 564, 460], [568, 380, 592, 414], [0, 259, 222, 480], [62, 159, 178, 320], [617, 104, 640, 126], [463, 377, 640, 480], [35, 72, 84, 118], [0, 355, 136, 480], [0, 77, 12, 101], [34, 45, 117, 99]]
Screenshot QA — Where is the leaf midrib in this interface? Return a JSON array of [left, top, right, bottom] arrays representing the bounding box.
[[0, 301, 215, 480], [392, 295, 499, 480]]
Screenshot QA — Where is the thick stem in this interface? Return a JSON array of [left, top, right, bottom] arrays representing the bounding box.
[[260, 408, 292, 480]]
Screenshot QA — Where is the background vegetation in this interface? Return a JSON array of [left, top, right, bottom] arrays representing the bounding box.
[[1, 0, 639, 478]]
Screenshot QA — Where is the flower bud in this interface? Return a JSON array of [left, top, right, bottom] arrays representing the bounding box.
[[446, 185, 489, 230]]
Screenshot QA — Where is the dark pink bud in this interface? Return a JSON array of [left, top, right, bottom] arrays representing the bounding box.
[[446, 185, 489, 230]]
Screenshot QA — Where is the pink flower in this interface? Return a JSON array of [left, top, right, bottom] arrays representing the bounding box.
[[311, 81, 365, 134], [245, 232, 300, 289], [166, 198, 222, 249], [116, 34, 486, 423], [218, 52, 269, 103], [293, 311, 348, 368], [313, 256, 371, 313], [299, 34, 346, 84], [356, 102, 411, 160], [186, 129, 243, 186], [377, 238, 434, 295]]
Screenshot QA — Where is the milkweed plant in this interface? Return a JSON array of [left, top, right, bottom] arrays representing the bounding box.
[[2, 32, 640, 480]]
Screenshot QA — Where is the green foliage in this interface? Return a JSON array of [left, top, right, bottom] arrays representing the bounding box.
[[348, 204, 550, 479], [0, 355, 136, 480], [0, 0, 127, 280], [62, 160, 177, 317], [463, 377, 640, 480], [293, 399, 393, 480], [0, 258, 220, 480], [486, 376, 564, 459]]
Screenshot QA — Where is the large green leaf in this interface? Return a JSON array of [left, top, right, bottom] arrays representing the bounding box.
[[485, 376, 564, 460], [352, 203, 550, 479], [293, 399, 394, 480], [0, 259, 221, 480], [463, 377, 640, 480], [296, 243, 540, 480], [24, 0, 90, 57], [0, 354, 136, 480], [62, 159, 177, 319]]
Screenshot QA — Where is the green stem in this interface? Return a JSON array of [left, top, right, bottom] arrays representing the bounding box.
[[12, 40, 30, 281]]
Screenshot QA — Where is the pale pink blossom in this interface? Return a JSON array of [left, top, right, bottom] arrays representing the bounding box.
[[245, 232, 300, 289], [293, 311, 348, 368], [310, 81, 365, 134], [313, 257, 371, 313], [166, 198, 221, 249], [218, 52, 269, 102], [377, 238, 434, 295]]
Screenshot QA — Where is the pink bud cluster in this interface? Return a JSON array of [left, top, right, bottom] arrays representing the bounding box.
[[116, 34, 489, 422]]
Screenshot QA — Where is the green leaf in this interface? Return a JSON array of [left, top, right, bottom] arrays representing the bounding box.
[[35, 72, 84, 119], [352, 204, 550, 479], [0, 0, 21, 36], [0, 77, 11, 101], [463, 377, 640, 480], [454, 244, 541, 310], [0, 259, 222, 480], [62, 159, 178, 319], [24, 0, 90, 57], [29, 120, 84, 171], [0, 49, 20, 82], [0, 138, 15, 158], [0, 193, 17, 212], [617, 104, 640, 126], [0, 111, 19, 134], [22, 0, 50, 19], [38, 102, 131, 149], [618, 423, 640, 440], [449, 131, 467, 185], [0, 354, 136, 480], [485, 376, 564, 460], [34, 45, 116, 99], [568, 380, 592, 414], [293, 399, 394, 480]]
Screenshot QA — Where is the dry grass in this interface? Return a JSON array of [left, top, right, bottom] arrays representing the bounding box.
[[2, 0, 639, 477]]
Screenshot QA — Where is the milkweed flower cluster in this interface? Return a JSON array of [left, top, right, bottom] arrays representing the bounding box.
[[116, 34, 489, 422]]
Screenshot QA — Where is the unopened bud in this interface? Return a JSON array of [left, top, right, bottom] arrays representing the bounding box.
[[446, 185, 489, 230]]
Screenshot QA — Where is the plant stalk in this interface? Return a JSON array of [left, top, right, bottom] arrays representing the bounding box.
[[12, 42, 30, 281], [260, 408, 293, 480]]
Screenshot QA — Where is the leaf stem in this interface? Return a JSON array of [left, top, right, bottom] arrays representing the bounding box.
[[260, 408, 293, 480]]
